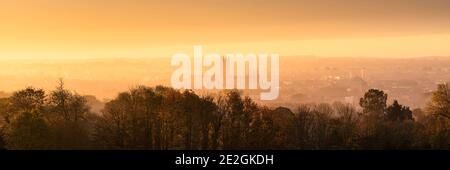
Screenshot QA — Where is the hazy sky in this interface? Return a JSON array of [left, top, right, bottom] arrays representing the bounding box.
[[1, 0, 450, 58]]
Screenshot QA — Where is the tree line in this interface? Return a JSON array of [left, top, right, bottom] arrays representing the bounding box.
[[0, 81, 449, 150]]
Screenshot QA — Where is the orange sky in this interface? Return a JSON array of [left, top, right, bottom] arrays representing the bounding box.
[[1, 0, 450, 58]]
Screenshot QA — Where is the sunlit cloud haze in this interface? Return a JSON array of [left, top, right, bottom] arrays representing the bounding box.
[[1, 0, 450, 59]]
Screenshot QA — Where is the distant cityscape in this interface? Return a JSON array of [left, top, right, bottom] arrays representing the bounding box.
[[268, 56, 450, 109]]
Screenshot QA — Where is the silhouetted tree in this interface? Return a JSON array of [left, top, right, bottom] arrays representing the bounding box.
[[294, 104, 315, 148], [270, 107, 295, 149], [332, 102, 359, 148], [47, 80, 93, 149], [9, 87, 46, 115], [198, 96, 217, 150], [247, 107, 276, 149], [0, 98, 10, 124], [360, 89, 387, 115], [210, 93, 227, 150], [386, 100, 413, 121], [0, 129, 5, 150], [222, 91, 251, 149], [94, 88, 155, 149], [7, 112, 50, 149]]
